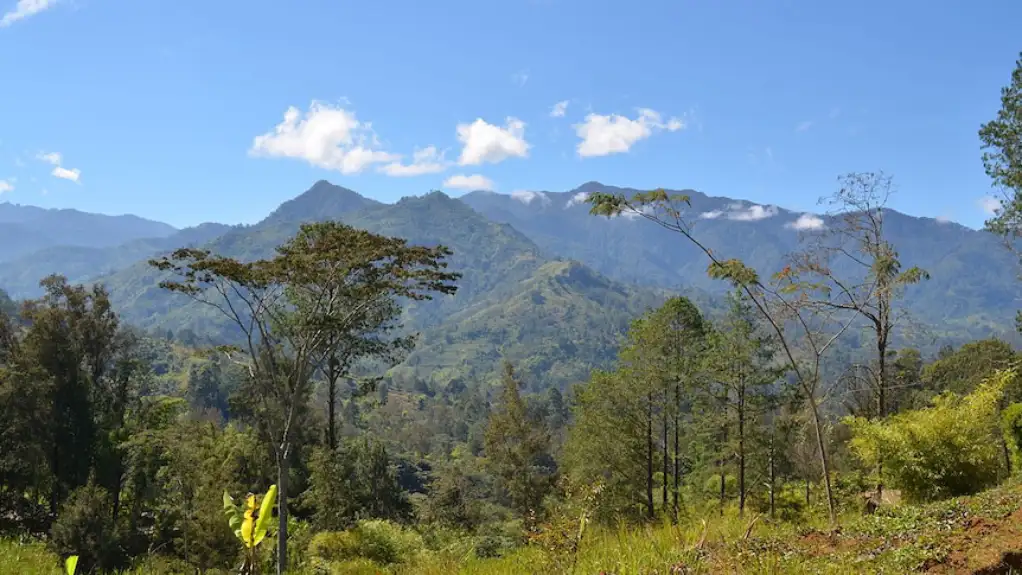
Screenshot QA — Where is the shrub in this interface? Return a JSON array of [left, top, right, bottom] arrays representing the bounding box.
[[49, 483, 126, 574], [1002, 402, 1022, 473], [307, 519, 423, 566], [845, 369, 1015, 502]]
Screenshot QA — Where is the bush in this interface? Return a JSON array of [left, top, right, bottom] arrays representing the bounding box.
[[845, 369, 1015, 502], [1002, 402, 1022, 473], [308, 519, 423, 566], [49, 483, 127, 574]]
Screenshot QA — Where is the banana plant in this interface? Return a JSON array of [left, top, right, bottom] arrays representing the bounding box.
[[64, 555, 78, 575], [223, 484, 278, 575]]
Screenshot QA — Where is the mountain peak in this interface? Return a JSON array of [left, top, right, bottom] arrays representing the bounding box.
[[262, 180, 380, 224]]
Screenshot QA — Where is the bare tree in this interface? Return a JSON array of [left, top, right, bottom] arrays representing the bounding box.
[[587, 189, 864, 523], [781, 172, 928, 500]]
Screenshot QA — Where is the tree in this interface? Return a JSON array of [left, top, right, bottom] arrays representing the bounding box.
[[980, 53, 1022, 328], [19, 275, 120, 514], [483, 361, 555, 520], [781, 172, 928, 499], [149, 221, 459, 574], [703, 290, 783, 516], [587, 189, 859, 522]]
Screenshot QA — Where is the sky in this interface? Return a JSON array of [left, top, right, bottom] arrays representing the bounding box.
[[0, 0, 1019, 229]]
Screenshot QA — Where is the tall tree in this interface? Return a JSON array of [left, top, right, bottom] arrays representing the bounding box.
[[150, 221, 458, 575], [483, 361, 555, 520], [980, 52, 1022, 329], [703, 290, 783, 516], [587, 189, 858, 522], [781, 172, 928, 499], [281, 222, 419, 451], [19, 275, 120, 514]]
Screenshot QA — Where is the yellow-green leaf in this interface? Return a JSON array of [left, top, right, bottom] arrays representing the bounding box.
[[241, 494, 257, 547], [65, 555, 78, 575], [253, 483, 278, 547]]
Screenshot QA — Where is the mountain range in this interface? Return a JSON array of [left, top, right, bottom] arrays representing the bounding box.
[[0, 180, 1017, 390]]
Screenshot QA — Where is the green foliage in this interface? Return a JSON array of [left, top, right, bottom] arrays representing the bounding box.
[[483, 362, 555, 519], [1001, 402, 1022, 472], [845, 369, 1016, 502], [64, 555, 78, 575], [304, 440, 411, 531], [49, 484, 126, 574], [307, 520, 423, 566]]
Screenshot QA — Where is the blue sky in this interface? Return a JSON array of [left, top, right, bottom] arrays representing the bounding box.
[[0, 0, 1019, 229]]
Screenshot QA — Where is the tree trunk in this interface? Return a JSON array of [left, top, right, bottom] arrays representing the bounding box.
[[646, 391, 654, 519], [276, 446, 290, 575], [662, 393, 669, 509], [808, 395, 836, 523], [876, 331, 887, 503], [327, 356, 339, 451], [738, 384, 746, 518], [673, 384, 680, 520], [768, 434, 776, 519]]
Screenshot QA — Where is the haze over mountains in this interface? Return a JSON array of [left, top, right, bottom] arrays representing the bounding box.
[[0, 180, 1017, 389]]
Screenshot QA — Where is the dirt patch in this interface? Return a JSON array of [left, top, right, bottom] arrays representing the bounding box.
[[926, 509, 1022, 573]]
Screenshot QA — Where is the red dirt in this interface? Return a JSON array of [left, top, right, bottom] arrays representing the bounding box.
[[925, 508, 1022, 574]]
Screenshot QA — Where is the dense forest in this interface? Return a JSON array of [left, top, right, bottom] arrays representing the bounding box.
[[2, 53, 1022, 575]]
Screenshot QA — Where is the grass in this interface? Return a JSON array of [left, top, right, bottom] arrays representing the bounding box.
[[8, 481, 1022, 574]]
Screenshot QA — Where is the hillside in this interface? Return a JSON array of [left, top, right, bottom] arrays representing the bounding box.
[[0, 222, 234, 299], [461, 182, 1021, 339], [388, 260, 672, 391], [0, 202, 178, 262]]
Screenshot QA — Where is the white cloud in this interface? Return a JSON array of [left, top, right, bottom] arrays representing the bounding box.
[[564, 191, 589, 208], [51, 166, 80, 183], [378, 146, 448, 177], [795, 120, 813, 132], [443, 173, 494, 191], [935, 215, 951, 224], [574, 108, 685, 157], [456, 117, 530, 166], [786, 213, 825, 231], [701, 203, 781, 222], [550, 100, 569, 118], [1, 0, 58, 28], [36, 151, 61, 165], [978, 195, 1003, 216], [729, 204, 778, 221], [510, 190, 551, 205], [512, 69, 529, 87], [250, 102, 399, 174], [0, 179, 13, 193]]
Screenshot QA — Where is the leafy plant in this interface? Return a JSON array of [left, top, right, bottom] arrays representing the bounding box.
[[224, 484, 278, 574], [64, 555, 78, 575]]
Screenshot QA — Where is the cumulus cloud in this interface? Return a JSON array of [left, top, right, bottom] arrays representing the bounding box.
[[564, 191, 589, 208], [574, 108, 685, 157], [378, 146, 448, 176], [510, 190, 551, 206], [786, 213, 825, 231], [443, 173, 494, 191], [36, 151, 81, 183], [729, 204, 778, 221], [36, 151, 61, 165], [456, 117, 530, 166], [978, 195, 1003, 216], [250, 102, 400, 174], [51, 166, 80, 183], [700, 203, 780, 222], [935, 215, 952, 224], [550, 100, 569, 118], [0, 179, 13, 193], [1, 0, 58, 28]]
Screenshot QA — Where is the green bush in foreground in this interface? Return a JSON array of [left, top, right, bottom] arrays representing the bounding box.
[[845, 368, 1015, 502]]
